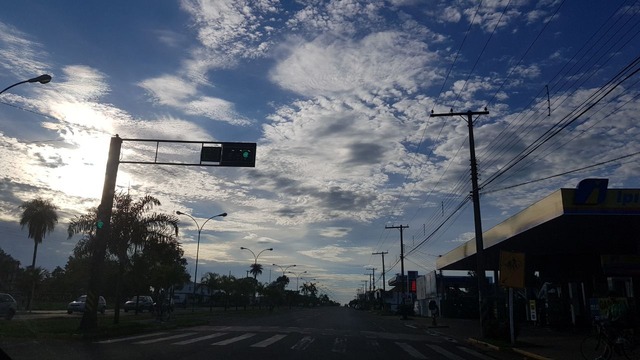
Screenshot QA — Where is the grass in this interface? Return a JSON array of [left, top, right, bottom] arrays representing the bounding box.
[[0, 307, 274, 341]]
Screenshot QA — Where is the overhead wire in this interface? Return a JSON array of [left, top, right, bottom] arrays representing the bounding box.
[[479, 0, 639, 176], [369, 1, 486, 266], [480, 55, 640, 192], [405, 0, 640, 259], [494, 79, 640, 188], [482, 149, 640, 195]]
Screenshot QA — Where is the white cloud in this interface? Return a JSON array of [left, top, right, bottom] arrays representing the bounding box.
[[0, 21, 50, 78], [270, 31, 436, 98], [138, 75, 250, 125], [440, 6, 462, 23]]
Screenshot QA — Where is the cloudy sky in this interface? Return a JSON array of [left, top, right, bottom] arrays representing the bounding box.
[[1, 0, 639, 304]]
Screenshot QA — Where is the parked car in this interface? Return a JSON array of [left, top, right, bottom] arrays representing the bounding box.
[[0, 293, 17, 320], [123, 295, 154, 312], [67, 295, 106, 314]]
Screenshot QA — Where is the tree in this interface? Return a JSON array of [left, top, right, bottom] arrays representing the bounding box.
[[19, 198, 58, 269], [249, 263, 263, 279], [0, 248, 20, 292], [218, 274, 236, 310], [19, 197, 58, 310], [67, 193, 182, 323], [201, 272, 221, 311]]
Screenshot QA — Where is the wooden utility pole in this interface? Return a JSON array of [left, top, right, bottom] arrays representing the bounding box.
[[372, 251, 388, 291], [385, 224, 409, 318], [430, 109, 489, 337]]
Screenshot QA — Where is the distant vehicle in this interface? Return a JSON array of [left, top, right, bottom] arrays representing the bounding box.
[[67, 295, 106, 314], [123, 295, 154, 312], [0, 293, 17, 320]]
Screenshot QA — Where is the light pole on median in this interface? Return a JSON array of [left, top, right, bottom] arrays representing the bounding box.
[[0, 74, 52, 95], [176, 210, 227, 312], [288, 270, 307, 293], [272, 263, 296, 277], [240, 247, 273, 279]]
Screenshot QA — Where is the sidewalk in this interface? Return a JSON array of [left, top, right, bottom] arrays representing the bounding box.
[[411, 316, 588, 360]]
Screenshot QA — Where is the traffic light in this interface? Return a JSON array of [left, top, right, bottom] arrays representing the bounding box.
[[96, 219, 104, 229], [219, 142, 256, 167]]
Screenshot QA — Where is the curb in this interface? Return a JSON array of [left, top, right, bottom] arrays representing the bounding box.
[[512, 348, 553, 360], [467, 338, 554, 360], [466, 337, 501, 351]]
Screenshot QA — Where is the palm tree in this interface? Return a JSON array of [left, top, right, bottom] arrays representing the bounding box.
[[20, 198, 58, 269], [68, 193, 180, 323], [201, 272, 221, 311], [249, 263, 263, 279]]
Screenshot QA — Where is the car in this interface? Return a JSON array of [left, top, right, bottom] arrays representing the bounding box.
[[123, 295, 154, 312], [67, 295, 106, 314], [0, 293, 17, 320]]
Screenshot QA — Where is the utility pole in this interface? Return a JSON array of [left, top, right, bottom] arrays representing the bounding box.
[[364, 273, 372, 292], [369, 268, 377, 291], [386, 224, 409, 318], [430, 109, 489, 337], [372, 251, 388, 291]]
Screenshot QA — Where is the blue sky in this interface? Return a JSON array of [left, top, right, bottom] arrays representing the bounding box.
[[0, 0, 639, 304]]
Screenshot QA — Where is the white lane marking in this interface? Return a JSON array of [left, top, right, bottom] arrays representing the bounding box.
[[457, 346, 496, 360], [95, 332, 169, 344], [405, 324, 417, 329], [396, 342, 428, 359], [172, 332, 228, 345], [291, 336, 315, 350], [426, 344, 466, 360], [134, 332, 198, 344], [332, 337, 347, 353], [251, 334, 287, 348], [212, 333, 256, 346]]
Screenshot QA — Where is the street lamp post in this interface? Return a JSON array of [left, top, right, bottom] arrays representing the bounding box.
[[240, 247, 273, 279], [288, 270, 307, 292], [176, 210, 227, 312], [0, 74, 52, 95], [272, 263, 296, 277]]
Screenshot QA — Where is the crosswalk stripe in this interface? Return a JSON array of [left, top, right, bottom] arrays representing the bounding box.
[[291, 336, 315, 350], [251, 334, 287, 348], [95, 332, 169, 344], [457, 346, 496, 360], [426, 344, 465, 360], [172, 333, 228, 345], [212, 333, 256, 345], [395, 342, 427, 359], [134, 332, 198, 344]]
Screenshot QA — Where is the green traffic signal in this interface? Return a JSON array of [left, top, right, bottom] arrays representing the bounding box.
[[97, 220, 104, 229]]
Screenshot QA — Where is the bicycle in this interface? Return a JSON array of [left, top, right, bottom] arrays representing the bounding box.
[[581, 320, 638, 359], [154, 298, 173, 322]]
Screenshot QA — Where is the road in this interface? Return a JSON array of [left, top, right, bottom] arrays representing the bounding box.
[[1, 307, 506, 360]]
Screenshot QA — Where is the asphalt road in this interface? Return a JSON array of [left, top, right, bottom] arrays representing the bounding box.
[[1, 307, 505, 360]]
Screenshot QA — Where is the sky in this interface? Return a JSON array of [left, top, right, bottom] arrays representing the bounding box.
[[0, 0, 639, 304]]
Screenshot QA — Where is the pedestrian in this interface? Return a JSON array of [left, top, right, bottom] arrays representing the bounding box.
[[428, 300, 439, 326]]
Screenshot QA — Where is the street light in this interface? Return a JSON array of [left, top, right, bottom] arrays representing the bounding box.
[[176, 210, 227, 312], [240, 247, 273, 279], [288, 270, 307, 292], [272, 263, 296, 277], [272, 263, 296, 289], [0, 74, 52, 95]]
